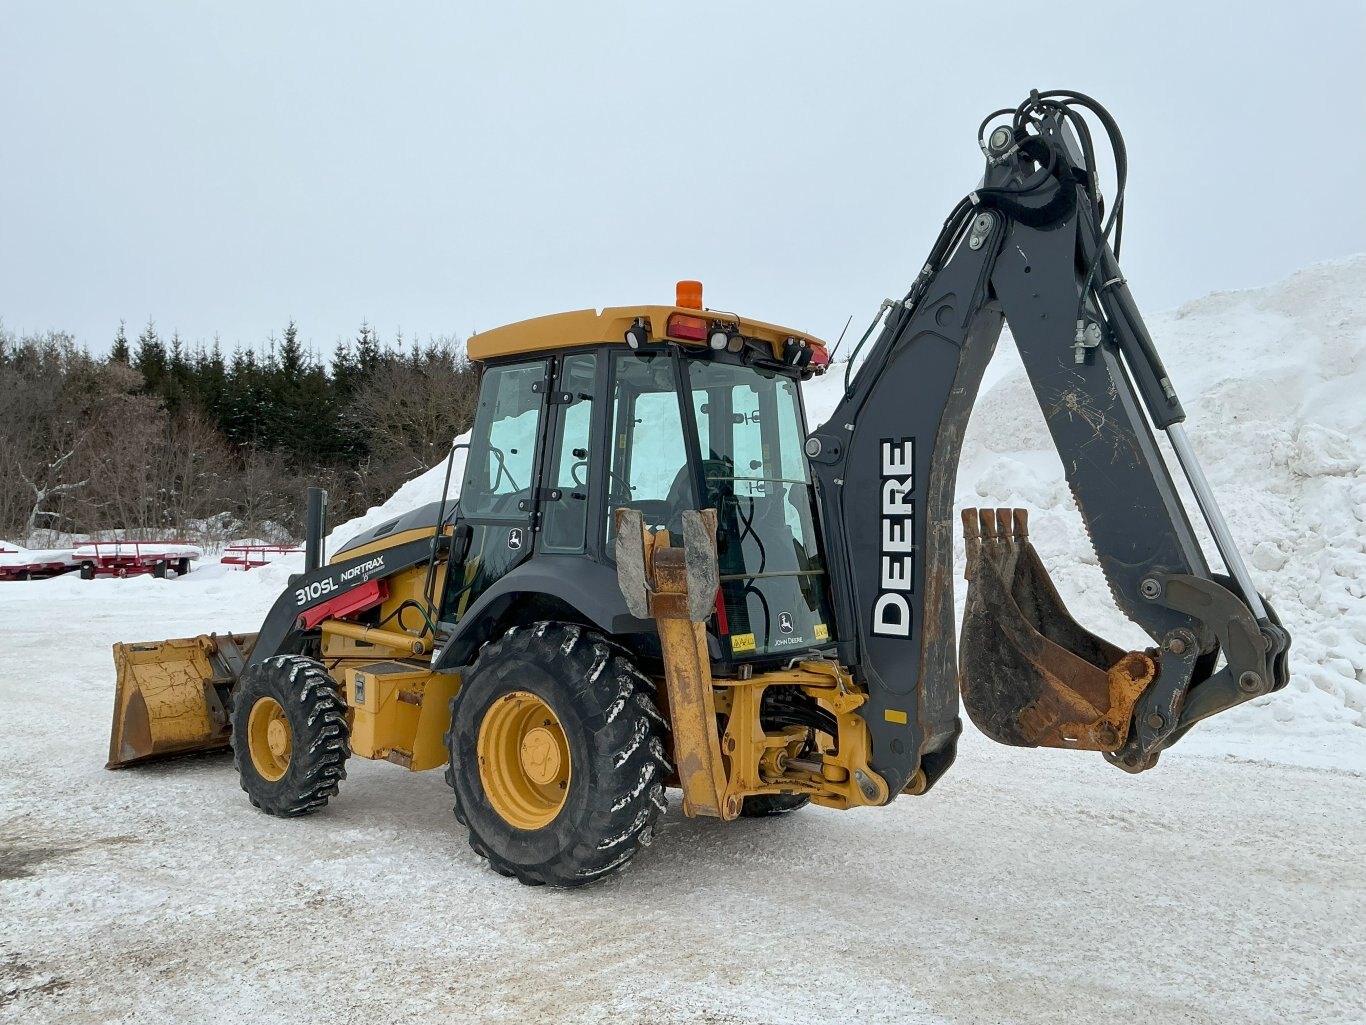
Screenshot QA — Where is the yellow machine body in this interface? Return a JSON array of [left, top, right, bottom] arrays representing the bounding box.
[[343, 661, 460, 770]]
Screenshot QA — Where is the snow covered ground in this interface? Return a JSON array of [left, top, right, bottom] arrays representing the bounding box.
[[2, 259, 1363, 1023]]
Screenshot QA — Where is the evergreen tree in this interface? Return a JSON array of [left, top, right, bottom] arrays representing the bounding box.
[[133, 319, 167, 392], [198, 337, 228, 425], [224, 347, 261, 446], [355, 320, 381, 374], [279, 320, 305, 380], [110, 322, 131, 364], [163, 330, 192, 412]]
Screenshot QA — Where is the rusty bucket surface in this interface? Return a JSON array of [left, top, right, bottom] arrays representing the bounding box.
[[958, 508, 1154, 752], [107, 633, 255, 768]]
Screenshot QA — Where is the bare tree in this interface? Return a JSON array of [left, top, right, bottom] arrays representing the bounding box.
[[0, 331, 95, 543], [349, 336, 478, 495]]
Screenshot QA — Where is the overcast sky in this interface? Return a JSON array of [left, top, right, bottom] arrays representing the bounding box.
[[2, 2, 1362, 358]]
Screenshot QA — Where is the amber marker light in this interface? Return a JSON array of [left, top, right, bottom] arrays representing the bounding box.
[[676, 279, 703, 310]]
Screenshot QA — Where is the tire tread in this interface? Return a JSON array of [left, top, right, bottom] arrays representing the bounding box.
[[230, 654, 350, 817]]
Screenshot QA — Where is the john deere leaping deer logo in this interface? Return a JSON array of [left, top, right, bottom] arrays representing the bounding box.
[[508, 528, 523, 551], [778, 611, 794, 634]]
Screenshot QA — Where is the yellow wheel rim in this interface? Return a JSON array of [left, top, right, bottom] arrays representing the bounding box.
[[477, 690, 572, 830], [247, 696, 292, 782]]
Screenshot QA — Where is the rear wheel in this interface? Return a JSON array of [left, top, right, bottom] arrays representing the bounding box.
[[79, 561, 94, 580], [445, 622, 670, 886], [231, 655, 350, 817], [152, 560, 167, 579]]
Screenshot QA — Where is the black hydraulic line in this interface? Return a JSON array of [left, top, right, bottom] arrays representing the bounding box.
[[736, 495, 767, 576], [423, 441, 464, 614], [1037, 90, 1130, 314]]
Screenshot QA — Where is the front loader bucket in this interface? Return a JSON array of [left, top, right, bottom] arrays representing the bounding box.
[[959, 509, 1155, 752], [107, 633, 255, 769]]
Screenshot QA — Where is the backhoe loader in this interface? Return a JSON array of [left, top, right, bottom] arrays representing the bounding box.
[[108, 90, 1290, 885]]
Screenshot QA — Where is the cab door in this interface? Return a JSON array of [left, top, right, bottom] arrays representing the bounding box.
[[441, 359, 549, 624]]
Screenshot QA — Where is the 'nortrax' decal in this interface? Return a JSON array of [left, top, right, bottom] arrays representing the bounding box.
[[872, 438, 916, 638], [293, 555, 386, 606], [341, 555, 385, 582]]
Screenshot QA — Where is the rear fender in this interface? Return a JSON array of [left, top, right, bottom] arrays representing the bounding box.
[[432, 558, 652, 671]]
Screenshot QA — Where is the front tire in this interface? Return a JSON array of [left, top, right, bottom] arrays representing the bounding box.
[[445, 622, 670, 886], [231, 655, 350, 817]]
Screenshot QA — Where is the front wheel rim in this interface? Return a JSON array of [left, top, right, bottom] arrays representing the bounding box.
[[247, 696, 292, 782]]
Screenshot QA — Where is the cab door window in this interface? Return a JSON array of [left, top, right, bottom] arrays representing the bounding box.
[[441, 360, 547, 625], [606, 352, 691, 541], [541, 354, 597, 552], [460, 361, 546, 519]]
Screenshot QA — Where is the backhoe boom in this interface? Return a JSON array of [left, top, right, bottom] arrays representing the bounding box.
[[807, 91, 1290, 796]]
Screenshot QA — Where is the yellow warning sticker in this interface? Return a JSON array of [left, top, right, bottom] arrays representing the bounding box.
[[731, 633, 756, 653], [814, 623, 829, 642], [884, 709, 908, 725]]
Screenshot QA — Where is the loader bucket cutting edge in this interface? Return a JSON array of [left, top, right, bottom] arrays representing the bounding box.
[[106, 633, 255, 769], [958, 508, 1155, 752]]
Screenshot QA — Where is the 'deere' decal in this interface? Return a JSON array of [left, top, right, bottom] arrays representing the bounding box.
[[872, 437, 916, 638]]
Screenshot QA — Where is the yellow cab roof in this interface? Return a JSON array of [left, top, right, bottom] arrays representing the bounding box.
[[467, 303, 828, 363]]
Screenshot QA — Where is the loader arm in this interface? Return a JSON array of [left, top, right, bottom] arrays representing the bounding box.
[[806, 91, 1290, 797]]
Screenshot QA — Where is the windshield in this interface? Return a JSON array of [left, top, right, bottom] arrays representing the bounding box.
[[686, 360, 833, 658]]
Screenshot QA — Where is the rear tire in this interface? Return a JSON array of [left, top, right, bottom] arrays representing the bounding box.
[[177, 557, 191, 576], [152, 560, 167, 579], [445, 622, 670, 886], [79, 561, 94, 580], [231, 655, 350, 817]]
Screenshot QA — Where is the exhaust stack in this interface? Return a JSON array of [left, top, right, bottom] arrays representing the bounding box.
[[304, 487, 328, 574]]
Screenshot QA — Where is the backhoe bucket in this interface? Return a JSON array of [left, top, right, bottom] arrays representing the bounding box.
[[959, 509, 1155, 752], [107, 633, 255, 769]]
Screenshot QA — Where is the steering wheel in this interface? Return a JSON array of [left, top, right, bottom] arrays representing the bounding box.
[[606, 465, 635, 505], [569, 459, 589, 488]]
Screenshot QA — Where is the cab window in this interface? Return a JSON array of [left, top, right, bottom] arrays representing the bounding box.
[[605, 352, 691, 541], [460, 361, 546, 519], [541, 354, 597, 551]]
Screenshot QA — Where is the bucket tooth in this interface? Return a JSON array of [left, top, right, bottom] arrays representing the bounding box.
[[958, 507, 1154, 752]]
